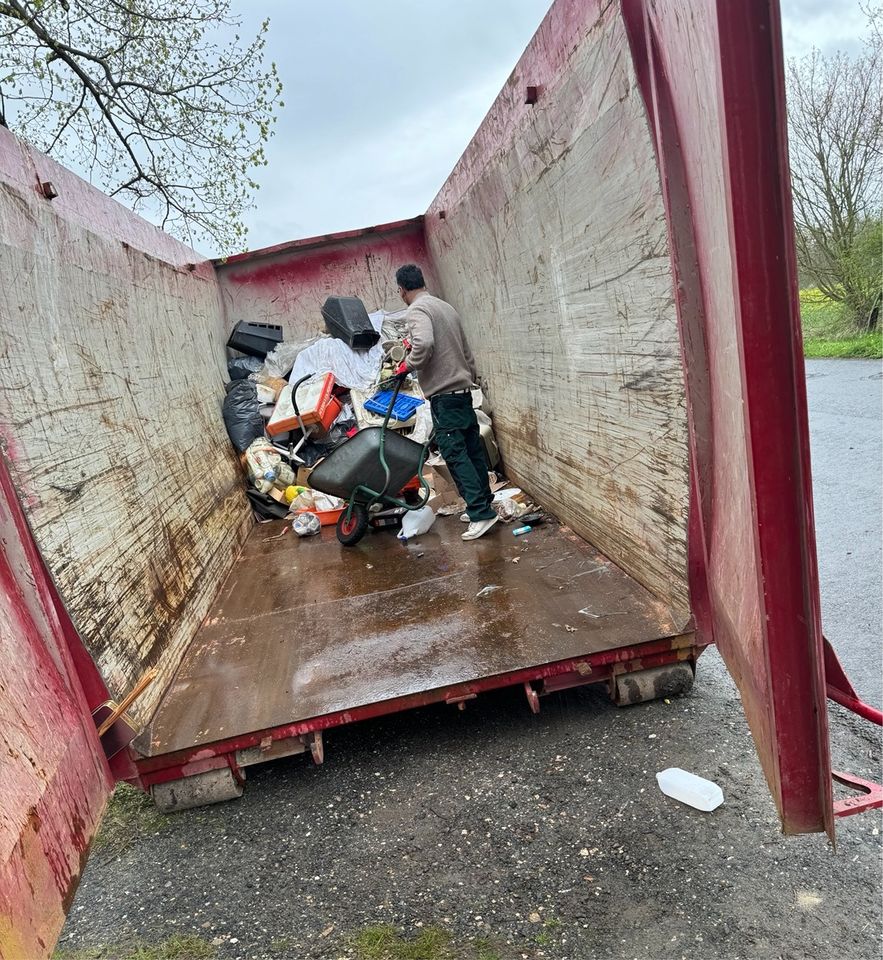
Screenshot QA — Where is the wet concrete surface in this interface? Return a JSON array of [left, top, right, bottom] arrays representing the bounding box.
[[143, 522, 681, 757], [61, 360, 882, 960]]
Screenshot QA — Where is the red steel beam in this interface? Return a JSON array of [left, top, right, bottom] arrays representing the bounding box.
[[135, 635, 708, 787]]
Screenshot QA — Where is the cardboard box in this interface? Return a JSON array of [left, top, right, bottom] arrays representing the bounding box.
[[296, 465, 315, 488]]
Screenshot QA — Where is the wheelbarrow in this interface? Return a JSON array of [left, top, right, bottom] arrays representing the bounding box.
[[308, 374, 433, 545]]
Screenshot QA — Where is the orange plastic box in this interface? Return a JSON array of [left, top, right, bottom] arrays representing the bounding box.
[[267, 373, 339, 437]]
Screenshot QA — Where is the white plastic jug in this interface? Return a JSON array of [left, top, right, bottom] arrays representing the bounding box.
[[656, 768, 724, 812], [398, 505, 436, 541]]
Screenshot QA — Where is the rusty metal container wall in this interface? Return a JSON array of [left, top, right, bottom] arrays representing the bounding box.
[[425, 1, 690, 624], [215, 219, 436, 340], [0, 127, 252, 726], [0, 447, 112, 958]]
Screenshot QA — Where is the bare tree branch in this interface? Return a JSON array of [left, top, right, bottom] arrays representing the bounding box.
[[0, 0, 283, 250], [787, 10, 883, 329]]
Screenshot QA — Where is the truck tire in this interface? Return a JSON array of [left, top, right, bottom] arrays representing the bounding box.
[[150, 767, 244, 812], [337, 504, 369, 545], [612, 661, 694, 706]]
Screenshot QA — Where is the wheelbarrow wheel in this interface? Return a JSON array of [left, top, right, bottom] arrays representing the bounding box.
[[337, 504, 369, 546]]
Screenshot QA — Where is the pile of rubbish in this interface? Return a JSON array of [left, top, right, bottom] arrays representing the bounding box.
[[221, 294, 541, 541]]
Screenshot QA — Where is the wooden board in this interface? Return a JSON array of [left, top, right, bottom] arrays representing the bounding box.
[[0, 128, 252, 725], [425, 1, 690, 625]]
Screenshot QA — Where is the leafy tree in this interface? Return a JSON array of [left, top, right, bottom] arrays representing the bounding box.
[[0, 0, 283, 249], [787, 9, 882, 330]]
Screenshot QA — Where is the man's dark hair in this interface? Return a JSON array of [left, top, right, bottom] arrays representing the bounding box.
[[396, 264, 425, 291]]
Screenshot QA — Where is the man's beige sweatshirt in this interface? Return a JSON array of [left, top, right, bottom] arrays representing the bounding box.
[[404, 291, 478, 398]]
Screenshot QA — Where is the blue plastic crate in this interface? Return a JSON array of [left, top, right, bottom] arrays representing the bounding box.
[[364, 390, 425, 422]]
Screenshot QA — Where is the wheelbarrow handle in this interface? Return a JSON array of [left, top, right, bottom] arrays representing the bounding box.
[[290, 372, 315, 419]]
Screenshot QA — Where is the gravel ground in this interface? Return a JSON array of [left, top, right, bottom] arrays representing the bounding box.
[[59, 361, 882, 960]]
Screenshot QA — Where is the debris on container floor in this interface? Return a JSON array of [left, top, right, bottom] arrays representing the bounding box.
[[495, 497, 520, 522], [398, 504, 436, 541], [292, 513, 321, 537], [656, 767, 725, 812], [220, 296, 551, 550], [476, 585, 503, 598]]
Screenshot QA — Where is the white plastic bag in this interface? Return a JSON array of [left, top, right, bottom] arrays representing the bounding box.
[[244, 438, 281, 483], [409, 403, 435, 445], [292, 512, 321, 537], [262, 336, 323, 379], [494, 498, 519, 522], [288, 311, 387, 391], [291, 490, 316, 512], [398, 505, 436, 541]]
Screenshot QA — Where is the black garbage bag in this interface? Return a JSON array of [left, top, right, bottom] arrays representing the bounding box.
[[297, 441, 332, 467], [246, 488, 290, 520], [323, 418, 358, 448], [223, 380, 264, 452], [227, 356, 262, 380]]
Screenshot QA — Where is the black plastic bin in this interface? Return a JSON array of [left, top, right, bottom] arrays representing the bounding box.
[[321, 296, 380, 349], [227, 320, 284, 359]]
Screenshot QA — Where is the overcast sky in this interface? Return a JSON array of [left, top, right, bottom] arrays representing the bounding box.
[[223, 0, 868, 257]]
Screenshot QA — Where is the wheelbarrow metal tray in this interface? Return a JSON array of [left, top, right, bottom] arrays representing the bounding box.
[[308, 426, 423, 502]]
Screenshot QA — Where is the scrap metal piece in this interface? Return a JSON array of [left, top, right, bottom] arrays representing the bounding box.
[[524, 682, 540, 713], [832, 771, 883, 818]]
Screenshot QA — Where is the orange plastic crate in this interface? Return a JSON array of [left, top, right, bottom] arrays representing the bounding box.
[[294, 507, 344, 527], [267, 373, 338, 437]]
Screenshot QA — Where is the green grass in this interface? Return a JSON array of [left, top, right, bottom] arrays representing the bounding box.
[[91, 783, 167, 858], [350, 925, 502, 960], [803, 332, 882, 358], [800, 289, 882, 358], [54, 934, 215, 960]]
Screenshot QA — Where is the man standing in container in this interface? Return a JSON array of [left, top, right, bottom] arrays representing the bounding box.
[[394, 264, 498, 541]]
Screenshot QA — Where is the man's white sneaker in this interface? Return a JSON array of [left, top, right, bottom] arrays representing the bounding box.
[[461, 515, 500, 541], [460, 512, 470, 522]]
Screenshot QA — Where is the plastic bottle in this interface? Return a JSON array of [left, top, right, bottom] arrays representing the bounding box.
[[276, 463, 295, 487], [284, 485, 303, 504], [655, 768, 724, 811], [244, 439, 281, 484]]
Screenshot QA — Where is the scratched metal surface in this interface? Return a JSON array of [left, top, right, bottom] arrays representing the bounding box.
[[142, 518, 681, 758], [0, 127, 252, 726], [424, 1, 690, 625], [0, 450, 111, 960], [215, 220, 436, 343]]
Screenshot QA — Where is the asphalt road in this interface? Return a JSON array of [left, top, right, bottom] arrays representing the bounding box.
[[59, 359, 882, 960], [805, 359, 882, 707]]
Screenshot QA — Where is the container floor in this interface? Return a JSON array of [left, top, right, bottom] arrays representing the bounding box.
[[139, 516, 684, 758]]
